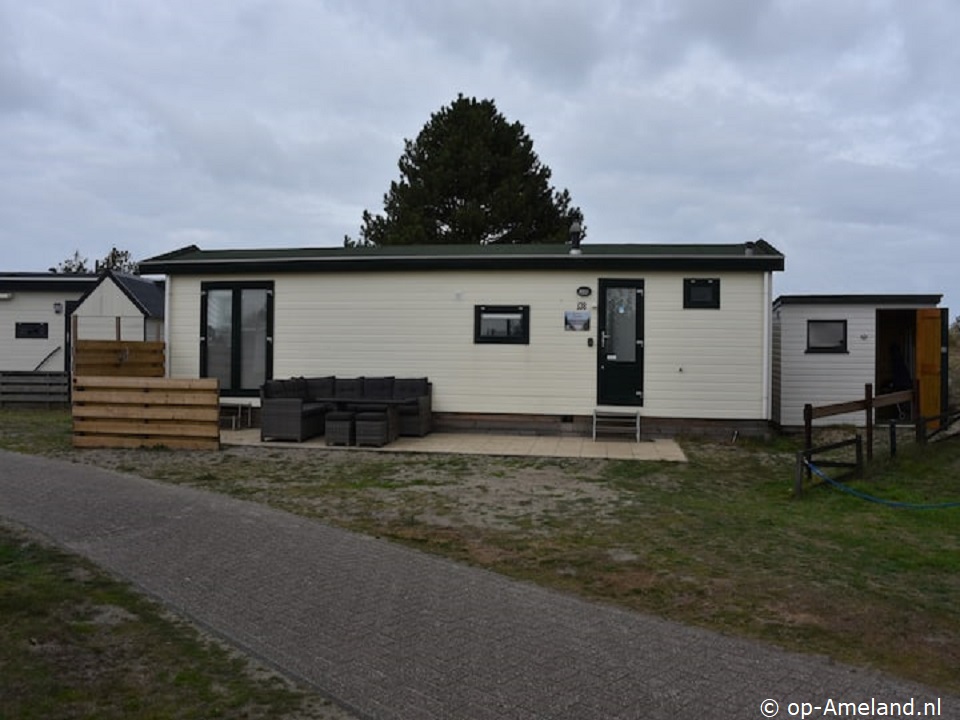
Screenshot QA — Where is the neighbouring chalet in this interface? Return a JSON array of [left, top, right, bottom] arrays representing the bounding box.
[[0, 270, 165, 374], [139, 241, 784, 437], [72, 269, 165, 342], [772, 294, 949, 428], [0, 272, 99, 372]]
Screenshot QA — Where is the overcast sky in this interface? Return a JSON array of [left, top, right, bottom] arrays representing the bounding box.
[[2, 1, 957, 312]]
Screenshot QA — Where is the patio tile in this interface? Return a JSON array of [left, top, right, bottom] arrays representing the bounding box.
[[221, 429, 687, 463]]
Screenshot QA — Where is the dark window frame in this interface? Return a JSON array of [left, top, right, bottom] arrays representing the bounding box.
[[15, 322, 49, 339], [806, 319, 848, 354], [683, 278, 721, 309], [200, 281, 274, 396], [474, 305, 530, 345]]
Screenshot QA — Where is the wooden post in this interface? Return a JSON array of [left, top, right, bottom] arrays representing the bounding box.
[[794, 452, 805, 498], [889, 419, 897, 457], [70, 314, 78, 375], [115, 316, 122, 341], [864, 383, 873, 463], [913, 379, 921, 422], [854, 434, 864, 477], [914, 379, 926, 445], [803, 404, 813, 481]]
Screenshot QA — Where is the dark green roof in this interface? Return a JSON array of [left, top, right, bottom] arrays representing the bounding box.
[[774, 294, 941, 308], [0, 272, 99, 293], [140, 241, 784, 275]]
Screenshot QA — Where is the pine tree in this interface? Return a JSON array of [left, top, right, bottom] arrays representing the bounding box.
[[352, 95, 582, 246]]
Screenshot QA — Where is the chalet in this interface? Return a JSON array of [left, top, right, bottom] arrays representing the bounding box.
[[139, 241, 785, 437]]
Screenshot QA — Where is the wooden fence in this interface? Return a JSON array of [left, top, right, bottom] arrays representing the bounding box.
[[794, 436, 863, 497], [73, 340, 165, 378], [0, 371, 70, 407], [803, 383, 915, 462], [72, 376, 220, 450]]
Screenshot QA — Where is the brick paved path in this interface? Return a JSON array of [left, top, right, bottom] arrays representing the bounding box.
[[0, 451, 952, 719]]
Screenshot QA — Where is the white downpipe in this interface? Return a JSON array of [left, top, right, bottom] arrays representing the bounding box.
[[762, 272, 772, 420], [164, 276, 171, 377]]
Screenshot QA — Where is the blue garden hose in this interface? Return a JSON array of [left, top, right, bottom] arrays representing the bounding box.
[[805, 460, 960, 510]]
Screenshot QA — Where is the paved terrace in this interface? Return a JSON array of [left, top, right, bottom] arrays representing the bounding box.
[[221, 428, 689, 462], [1, 450, 953, 720]]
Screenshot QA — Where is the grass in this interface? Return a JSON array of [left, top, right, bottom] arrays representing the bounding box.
[[1, 408, 959, 695], [0, 524, 351, 720]]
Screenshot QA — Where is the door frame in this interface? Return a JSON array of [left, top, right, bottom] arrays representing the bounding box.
[[596, 278, 645, 406], [199, 281, 275, 397]]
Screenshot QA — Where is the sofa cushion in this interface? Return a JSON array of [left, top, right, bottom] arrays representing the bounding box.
[[349, 402, 388, 413], [334, 377, 364, 399], [265, 378, 306, 398], [290, 377, 308, 398], [306, 376, 335, 399], [302, 402, 328, 417], [262, 380, 284, 399], [363, 376, 395, 401], [356, 411, 388, 422], [394, 377, 429, 400], [326, 410, 355, 421]]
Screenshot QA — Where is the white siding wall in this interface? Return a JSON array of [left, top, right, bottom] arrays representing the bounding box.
[[0, 292, 74, 371], [644, 273, 768, 419], [167, 270, 771, 419], [72, 278, 145, 340], [145, 318, 163, 342], [776, 304, 876, 427], [168, 275, 200, 380]]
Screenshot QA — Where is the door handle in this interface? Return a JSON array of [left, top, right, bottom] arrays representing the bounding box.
[[600, 331, 610, 348]]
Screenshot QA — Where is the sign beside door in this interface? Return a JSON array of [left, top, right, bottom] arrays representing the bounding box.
[[597, 279, 644, 406]]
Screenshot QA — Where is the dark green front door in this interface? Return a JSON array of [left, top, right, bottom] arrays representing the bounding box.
[[597, 279, 644, 406]]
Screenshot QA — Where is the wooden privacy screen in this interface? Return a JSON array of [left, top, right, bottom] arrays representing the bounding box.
[[72, 376, 220, 450], [0, 372, 69, 407], [73, 340, 165, 378]]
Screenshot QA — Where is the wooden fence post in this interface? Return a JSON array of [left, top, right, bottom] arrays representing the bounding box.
[[864, 383, 873, 463], [70, 314, 78, 375], [803, 404, 813, 480], [914, 379, 926, 445], [794, 452, 805, 498], [855, 434, 864, 477]]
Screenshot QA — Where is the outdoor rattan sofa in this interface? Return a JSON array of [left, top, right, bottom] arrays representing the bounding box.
[[260, 375, 432, 443]]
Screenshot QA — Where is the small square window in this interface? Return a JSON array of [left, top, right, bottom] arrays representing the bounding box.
[[683, 278, 720, 309], [474, 305, 530, 344], [807, 320, 847, 353], [15, 322, 49, 339]]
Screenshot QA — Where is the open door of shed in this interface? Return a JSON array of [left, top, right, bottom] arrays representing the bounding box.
[[875, 306, 949, 428], [915, 308, 948, 430]]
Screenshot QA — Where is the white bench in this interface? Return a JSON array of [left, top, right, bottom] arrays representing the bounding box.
[[593, 409, 641, 442]]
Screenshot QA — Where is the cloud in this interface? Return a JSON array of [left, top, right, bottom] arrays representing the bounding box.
[[0, 0, 956, 312]]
